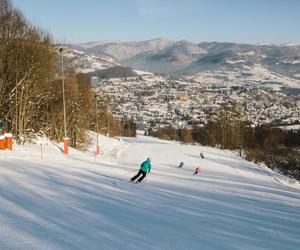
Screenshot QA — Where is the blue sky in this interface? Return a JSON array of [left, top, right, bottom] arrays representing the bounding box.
[[13, 0, 300, 44]]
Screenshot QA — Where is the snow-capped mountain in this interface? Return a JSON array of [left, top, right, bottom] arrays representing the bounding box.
[[123, 40, 207, 74], [73, 37, 174, 61], [65, 38, 300, 87]]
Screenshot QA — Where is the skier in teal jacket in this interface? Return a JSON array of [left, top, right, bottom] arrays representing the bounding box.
[[130, 158, 151, 183]]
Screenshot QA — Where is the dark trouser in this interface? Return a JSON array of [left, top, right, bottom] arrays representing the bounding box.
[[131, 170, 147, 182]]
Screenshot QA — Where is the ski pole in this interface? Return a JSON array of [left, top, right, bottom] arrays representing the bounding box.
[[143, 172, 149, 184], [123, 168, 139, 179], [124, 168, 139, 175], [127, 168, 139, 174]]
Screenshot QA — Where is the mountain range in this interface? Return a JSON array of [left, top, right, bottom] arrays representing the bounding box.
[[67, 38, 300, 81]]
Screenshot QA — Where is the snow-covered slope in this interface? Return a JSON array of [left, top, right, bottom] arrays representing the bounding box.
[[62, 46, 117, 73], [187, 63, 300, 89], [0, 133, 300, 249]]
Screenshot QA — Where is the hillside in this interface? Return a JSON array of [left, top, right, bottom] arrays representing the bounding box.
[[69, 39, 300, 83], [0, 132, 300, 249], [122, 40, 207, 74], [92, 66, 138, 79]]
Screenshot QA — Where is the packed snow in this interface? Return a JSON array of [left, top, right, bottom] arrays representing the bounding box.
[[0, 132, 300, 250]]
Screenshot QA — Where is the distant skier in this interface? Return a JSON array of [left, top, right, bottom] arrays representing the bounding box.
[[193, 166, 200, 175], [130, 157, 151, 183], [200, 152, 204, 159], [178, 162, 184, 168]]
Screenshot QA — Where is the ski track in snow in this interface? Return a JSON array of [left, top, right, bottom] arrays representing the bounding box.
[[0, 132, 300, 250]]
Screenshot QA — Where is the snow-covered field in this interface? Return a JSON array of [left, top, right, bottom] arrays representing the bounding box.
[[0, 132, 300, 250]]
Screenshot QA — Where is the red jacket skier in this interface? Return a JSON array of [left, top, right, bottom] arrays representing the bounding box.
[[194, 166, 200, 175]]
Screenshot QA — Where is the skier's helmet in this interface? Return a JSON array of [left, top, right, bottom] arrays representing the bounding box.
[[147, 157, 151, 162]]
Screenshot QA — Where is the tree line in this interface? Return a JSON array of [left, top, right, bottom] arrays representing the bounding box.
[[0, 0, 135, 148]]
